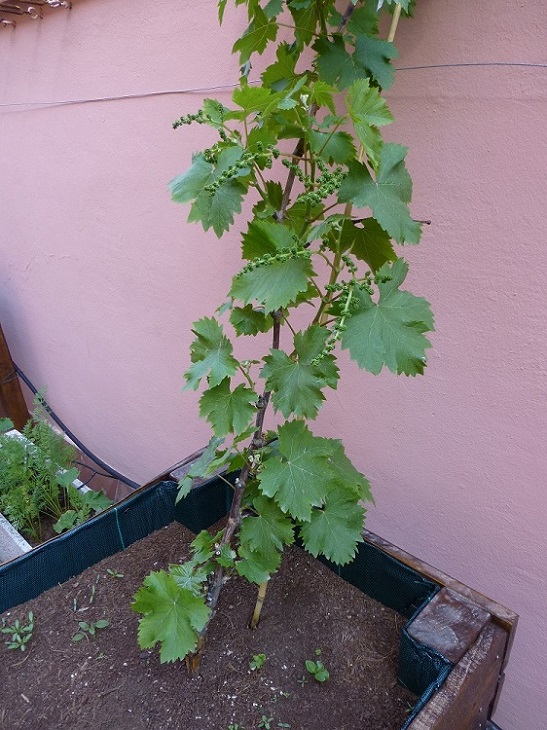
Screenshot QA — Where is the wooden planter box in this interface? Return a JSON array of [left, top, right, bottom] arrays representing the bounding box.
[[360, 530, 516, 730], [0, 463, 517, 730]]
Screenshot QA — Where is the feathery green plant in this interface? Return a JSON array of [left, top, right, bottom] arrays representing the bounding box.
[[0, 402, 112, 539]]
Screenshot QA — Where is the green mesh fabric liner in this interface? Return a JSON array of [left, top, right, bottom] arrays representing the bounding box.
[[0, 475, 452, 728]]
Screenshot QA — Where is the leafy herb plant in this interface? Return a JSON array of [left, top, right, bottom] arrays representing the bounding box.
[[249, 652, 267, 671], [0, 611, 35, 652], [305, 649, 330, 682], [72, 619, 110, 642], [0, 404, 112, 540], [133, 0, 433, 665]]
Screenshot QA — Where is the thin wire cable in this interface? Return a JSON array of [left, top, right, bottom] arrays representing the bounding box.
[[397, 61, 547, 71], [14, 363, 139, 489], [0, 82, 242, 109], [0, 61, 545, 110]]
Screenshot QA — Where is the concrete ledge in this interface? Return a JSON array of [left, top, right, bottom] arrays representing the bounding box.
[[0, 511, 32, 563]]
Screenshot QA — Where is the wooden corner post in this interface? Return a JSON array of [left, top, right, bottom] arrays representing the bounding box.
[[0, 324, 29, 429]]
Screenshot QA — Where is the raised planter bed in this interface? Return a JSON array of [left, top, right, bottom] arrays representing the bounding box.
[[0, 470, 517, 730]]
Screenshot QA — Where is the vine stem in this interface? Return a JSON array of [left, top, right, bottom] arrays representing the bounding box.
[[187, 311, 282, 672], [388, 4, 402, 43]]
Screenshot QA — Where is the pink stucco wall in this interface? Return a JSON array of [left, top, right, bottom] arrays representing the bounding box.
[[1, 1, 546, 726]]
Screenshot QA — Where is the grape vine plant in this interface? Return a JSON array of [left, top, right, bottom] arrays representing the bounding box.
[[132, 0, 433, 665]]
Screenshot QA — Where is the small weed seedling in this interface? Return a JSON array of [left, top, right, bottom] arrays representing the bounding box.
[[227, 724, 244, 730], [106, 569, 124, 579], [0, 612, 34, 652], [257, 716, 273, 730], [249, 653, 267, 671], [305, 650, 330, 683], [72, 619, 110, 642]]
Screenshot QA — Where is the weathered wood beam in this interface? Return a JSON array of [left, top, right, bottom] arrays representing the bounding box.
[[0, 324, 29, 430]]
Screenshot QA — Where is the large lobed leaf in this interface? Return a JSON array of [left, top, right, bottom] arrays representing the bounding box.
[[261, 325, 339, 419], [338, 143, 422, 244], [199, 379, 258, 437], [341, 259, 434, 375], [230, 256, 315, 313], [300, 491, 366, 565], [132, 571, 211, 663], [258, 420, 333, 521], [170, 147, 248, 238], [184, 317, 239, 390]]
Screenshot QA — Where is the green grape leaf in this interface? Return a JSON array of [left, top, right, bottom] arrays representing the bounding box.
[[202, 98, 231, 128], [216, 544, 237, 568], [323, 439, 373, 503], [261, 326, 339, 419], [309, 81, 337, 113], [230, 257, 315, 312], [233, 7, 278, 64], [241, 219, 295, 260], [177, 436, 225, 502], [300, 491, 365, 565], [338, 144, 422, 244], [232, 84, 281, 117], [340, 218, 397, 273], [169, 563, 210, 597], [313, 33, 397, 91], [132, 571, 211, 663], [191, 529, 224, 564], [347, 78, 393, 129], [264, 0, 283, 19], [240, 495, 294, 555], [170, 146, 248, 238], [189, 180, 246, 238], [184, 317, 239, 390], [169, 154, 213, 204], [341, 259, 434, 375], [258, 420, 332, 520], [347, 5, 380, 37], [353, 34, 397, 90], [261, 42, 299, 91], [236, 540, 282, 584], [289, 2, 320, 46], [309, 130, 356, 165], [313, 35, 361, 90], [378, 0, 411, 11], [199, 379, 258, 437], [346, 78, 393, 166], [230, 304, 273, 336], [305, 214, 346, 245]]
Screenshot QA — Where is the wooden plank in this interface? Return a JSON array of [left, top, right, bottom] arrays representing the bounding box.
[[362, 529, 518, 671], [408, 587, 491, 664], [407, 623, 507, 730], [0, 324, 29, 430]]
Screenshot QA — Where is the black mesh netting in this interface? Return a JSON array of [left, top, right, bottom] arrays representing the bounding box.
[[0, 475, 452, 727]]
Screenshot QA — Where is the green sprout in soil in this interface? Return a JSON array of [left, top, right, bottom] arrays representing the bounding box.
[[72, 619, 110, 642], [305, 658, 330, 683], [1, 611, 34, 652], [249, 652, 267, 671], [106, 568, 124, 579]]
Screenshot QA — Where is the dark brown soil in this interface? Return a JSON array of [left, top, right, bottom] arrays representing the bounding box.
[[0, 522, 416, 730]]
